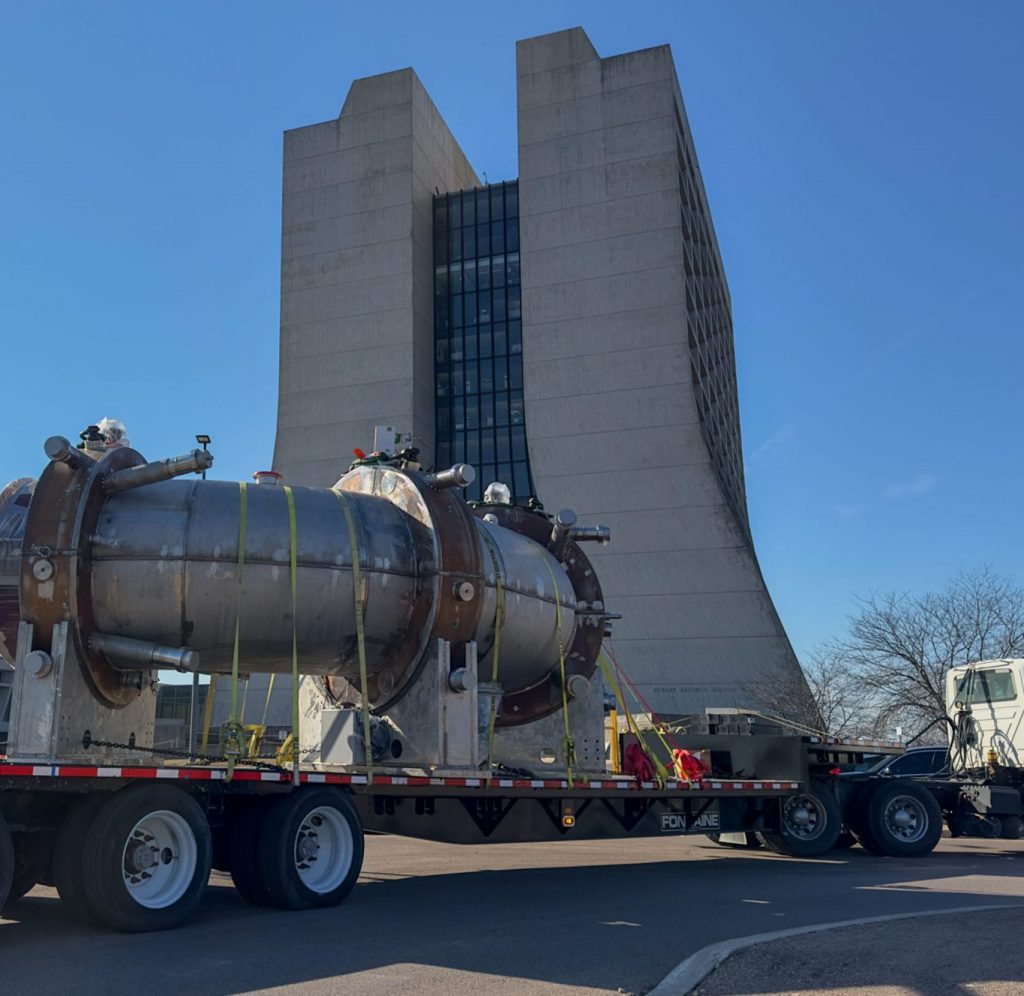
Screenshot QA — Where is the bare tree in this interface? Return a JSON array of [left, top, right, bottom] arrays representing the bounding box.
[[828, 568, 1024, 740]]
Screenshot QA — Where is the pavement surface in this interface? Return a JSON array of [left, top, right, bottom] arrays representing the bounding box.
[[2, 834, 1022, 995], [692, 907, 1024, 996]]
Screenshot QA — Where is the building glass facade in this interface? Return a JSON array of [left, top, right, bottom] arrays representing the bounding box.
[[433, 181, 535, 503]]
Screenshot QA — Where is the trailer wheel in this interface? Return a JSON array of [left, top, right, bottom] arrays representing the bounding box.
[[0, 810, 14, 912], [79, 784, 212, 932], [229, 803, 274, 907], [53, 795, 107, 922], [866, 782, 942, 857], [759, 787, 841, 856], [258, 788, 363, 910]]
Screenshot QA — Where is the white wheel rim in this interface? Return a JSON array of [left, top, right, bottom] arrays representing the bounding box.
[[294, 805, 353, 894], [884, 795, 928, 844], [121, 809, 198, 909], [783, 794, 827, 841]]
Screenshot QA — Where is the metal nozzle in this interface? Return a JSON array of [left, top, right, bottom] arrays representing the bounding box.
[[570, 525, 611, 545], [90, 632, 199, 672], [426, 464, 476, 490], [102, 449, 214, 493], [44, 435, 85, 469], [548, 508, 577, 561]]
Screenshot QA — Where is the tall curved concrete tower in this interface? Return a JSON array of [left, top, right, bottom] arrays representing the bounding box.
[[274, 27, 806, 716]]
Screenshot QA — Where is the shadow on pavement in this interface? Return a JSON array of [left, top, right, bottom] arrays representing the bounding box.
[[2, 838, 1022, 995]]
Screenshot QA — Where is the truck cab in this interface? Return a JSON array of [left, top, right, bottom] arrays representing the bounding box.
[[946, 659, 1024, 769]]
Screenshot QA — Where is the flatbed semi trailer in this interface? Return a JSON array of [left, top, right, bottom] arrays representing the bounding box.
[[0, 729, 912, 932]]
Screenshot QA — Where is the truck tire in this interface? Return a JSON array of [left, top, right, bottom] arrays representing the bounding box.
[[53, 794, 107, 922], [229, 803, 274, 907], [79, 784, 212, 932], [759, 787, 842, 857], [866, 781, 943, 857], [257, 787, 363, 910], [0, 810, 13, 912]]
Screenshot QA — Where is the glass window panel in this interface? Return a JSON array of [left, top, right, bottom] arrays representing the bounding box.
[[480, 393, 494, 428], [436, 371, 450, 398], [453, 397, 465, 431], [435, 266, 449, 297], [491, 219, 504, 253], [464, 292, 476, 327], [508, 320, 522, 355], [481, 431, 495, 462], [465, 397, 479, 431], [435, 293, 449, 330], [462, 259, 476, 293], [478, 289, 491, 324], [477, 257, 491, 290], [434, 199, 446, 231], [453, 435, 466, 462], [508, 293, 521, 321], [495, 391, 509, 427], [463, 225, 476, 259], [493, 292, 506, 322], [506, 253, 520, 286], [494, 354, 508, 390], [434, 231, 448, 265], [462, 191, 475, 226], [451, 331, 464, 362], [450, 262, 463, 294], [464, 329, 477, 361], [506, 218, 519, 252], [450, 230, 462, 262], [491, 184, 504, 217], [506, 184, 518, 215], [511, 426, 527, 461], [510, 390, 525, 425], [448, 197, 461, 229], [477, 223, 490, 257], [435, 336, 451, 365], [493, 323, 507, 356], [466, 434, 480, 463], [476, 188, 490, 224], [436, 405, 451, 433], [498, 463, 513, 491], [464, 358, 478, 395], [479, 325, 492, 358], [479, 356, 494, 393], [478, 464, 496, 490], [496, 432, 511, 463], [492, 254, 505, 288], [513, 462, 531, 499], [509, 357, 523, 390], [452, 361, 465, 396]]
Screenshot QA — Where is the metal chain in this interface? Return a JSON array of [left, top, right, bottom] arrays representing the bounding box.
[[81, 731, 290, 775]]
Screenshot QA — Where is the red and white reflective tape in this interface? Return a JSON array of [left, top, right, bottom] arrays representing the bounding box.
[[0, 762, 800, 794]]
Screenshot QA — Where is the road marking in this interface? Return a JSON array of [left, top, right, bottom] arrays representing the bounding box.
[[647, 902, 1024, 995]]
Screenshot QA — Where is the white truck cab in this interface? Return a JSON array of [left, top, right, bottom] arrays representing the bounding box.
[[946, 659, 1024, 768]]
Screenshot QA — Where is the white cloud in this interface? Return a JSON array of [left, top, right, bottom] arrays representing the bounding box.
[[882, 473, 938, 499]]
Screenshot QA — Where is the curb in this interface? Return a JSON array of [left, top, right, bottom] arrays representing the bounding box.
[[646, 902, 1024, 995]]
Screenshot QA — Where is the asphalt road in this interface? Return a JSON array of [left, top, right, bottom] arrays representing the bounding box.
[[2, 835, 1022, 995]]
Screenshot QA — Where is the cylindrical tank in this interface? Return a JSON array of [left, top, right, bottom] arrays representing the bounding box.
[[19, 442, 609, 725]]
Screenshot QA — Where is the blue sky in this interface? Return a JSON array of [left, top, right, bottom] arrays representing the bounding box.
[[2, 2, 1021, 663]]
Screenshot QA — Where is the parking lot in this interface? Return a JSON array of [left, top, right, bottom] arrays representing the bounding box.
[[3, 833, 1022, 995]]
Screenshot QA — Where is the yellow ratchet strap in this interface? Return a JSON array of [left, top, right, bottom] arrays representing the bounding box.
[[542, 557, 575, 788], [479, 529, 506, 780], [225, 482, 248, 782], [284, 486, 301, 781], [598, 652, 670, 786], [332, 489, 373, 785]]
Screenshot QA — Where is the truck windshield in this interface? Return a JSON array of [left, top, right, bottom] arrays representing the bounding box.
[[955, 669, 1017, 705]]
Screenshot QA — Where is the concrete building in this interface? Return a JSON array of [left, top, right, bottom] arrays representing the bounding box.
[[273, 27, 805, 716]]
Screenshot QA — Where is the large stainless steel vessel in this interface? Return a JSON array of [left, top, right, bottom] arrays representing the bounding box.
[[18, 438, 609, 725]]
